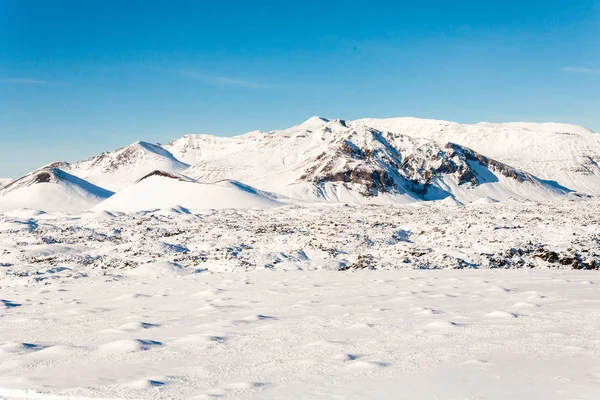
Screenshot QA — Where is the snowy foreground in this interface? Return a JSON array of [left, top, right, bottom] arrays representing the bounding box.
[[0, 200, 599, 399], [1, 271, 599, 399]]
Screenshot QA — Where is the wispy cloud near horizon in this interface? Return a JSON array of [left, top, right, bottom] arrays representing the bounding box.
[[0, 78, 48, 85], [563, 66, 600, 75], [178, 69, 265, 88]]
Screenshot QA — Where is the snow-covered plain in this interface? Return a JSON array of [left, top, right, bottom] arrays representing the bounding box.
[[0, 199, 599, 399], [1, 270, 599, 399]]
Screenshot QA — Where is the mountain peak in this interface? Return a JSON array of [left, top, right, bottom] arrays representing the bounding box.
[[0, 167, 113, 212], [47, 140, 191, 191], [298, 116, 330, 128]]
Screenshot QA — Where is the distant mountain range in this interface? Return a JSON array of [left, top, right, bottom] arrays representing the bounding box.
[[1, 117, 598, 212]]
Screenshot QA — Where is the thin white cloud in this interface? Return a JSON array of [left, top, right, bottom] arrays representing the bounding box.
[[178, 69, 264, 88], [563, 66, 600, 75], [0, 78, 48, 85]]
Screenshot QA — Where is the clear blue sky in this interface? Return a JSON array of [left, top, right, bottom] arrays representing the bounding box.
[[1, 0, 599, 177]]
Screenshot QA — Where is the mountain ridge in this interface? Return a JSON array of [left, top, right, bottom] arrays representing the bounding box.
[[2, 116, 598, 212]]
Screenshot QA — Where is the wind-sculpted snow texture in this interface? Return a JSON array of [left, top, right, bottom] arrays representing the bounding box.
[[0, 269, 599, 399], [0, 200, 598, 285]]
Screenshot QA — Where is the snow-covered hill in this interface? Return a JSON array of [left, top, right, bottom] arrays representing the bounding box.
[[0, 168, 113, 212], [47, 141, 190, 191], [92, 172, 280, 212], [169, 118, 572, 203]]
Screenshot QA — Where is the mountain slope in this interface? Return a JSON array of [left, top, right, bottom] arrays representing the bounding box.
[[0, 178, 12, 189], [92, 173, 280, 212], [0, 168, 114, 212], [351, 117, 600, 195], [169, 118, 569, 203], [48, 141, 190, 191]]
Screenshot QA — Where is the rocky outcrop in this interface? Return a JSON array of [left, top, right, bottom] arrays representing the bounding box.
[[296, 127, 543, 199]]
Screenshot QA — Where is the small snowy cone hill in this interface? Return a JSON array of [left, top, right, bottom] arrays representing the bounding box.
[[91, 172, 280, 212], [0, 167, 113, 213]]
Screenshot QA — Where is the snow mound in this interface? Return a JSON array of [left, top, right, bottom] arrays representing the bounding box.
[[1, 208, 47, 218], [92, 174, 281, 212], [96, 339, 163, 354], [470, 197, 499, 205], [126, 261, 194, 278], [80, 209, 118, 220], [436, 197, 464, 207], [0, 168, 114, 213]]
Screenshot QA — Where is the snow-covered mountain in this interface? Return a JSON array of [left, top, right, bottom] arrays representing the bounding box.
[[5, 116, 598, 212], [352, 118, 600, 195], [167, 118, 574, 203], [0, 168, 113, 212], [47, 141, 190, 191], [92, 172, 280, 212]]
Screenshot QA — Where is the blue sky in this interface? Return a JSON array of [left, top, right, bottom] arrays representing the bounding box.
[[1, 0, 599, 177]]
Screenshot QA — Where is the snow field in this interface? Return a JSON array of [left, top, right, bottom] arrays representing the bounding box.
[[0, 270, 599, 399]]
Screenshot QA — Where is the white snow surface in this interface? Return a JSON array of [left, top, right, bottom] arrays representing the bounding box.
[[48, 141, 190, 191], [353, 117, 600, 195], [0, 169, 113, 213], [91, 176, 281, 212], [0, 270, 599, 399], [2, 199, 598, 277], [0, 199, 599, 398], [0, 179, 12, 189], [166, 117, 600, 197]]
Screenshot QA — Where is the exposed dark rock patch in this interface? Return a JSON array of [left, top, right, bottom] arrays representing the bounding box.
[[136, 170, 194, 183]]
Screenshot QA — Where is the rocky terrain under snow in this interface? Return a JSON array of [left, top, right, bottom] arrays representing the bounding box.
[[0, 199, 598, 286]]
